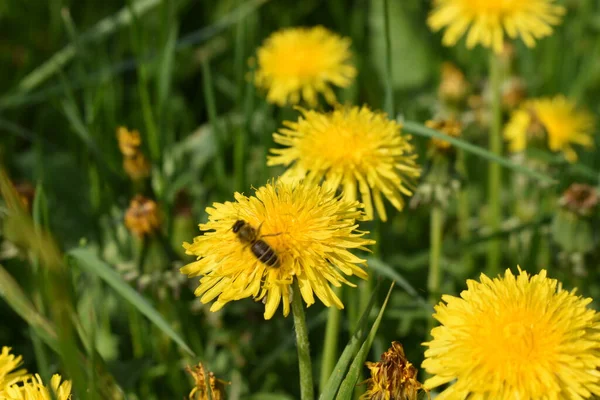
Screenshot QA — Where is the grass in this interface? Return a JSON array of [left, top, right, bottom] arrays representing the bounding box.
[[1, 1, 600, 399]]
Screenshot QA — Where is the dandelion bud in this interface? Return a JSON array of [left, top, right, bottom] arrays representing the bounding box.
[[502, 76, 527, 110], [123, 153, 151, 180], [117, 126, 142, 157], [559, 183, 599, 217], [186, 363, 228, 400], [438, 62, 468, 105], [426, 118, 462, 155]]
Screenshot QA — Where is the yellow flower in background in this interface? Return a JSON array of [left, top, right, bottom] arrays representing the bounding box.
[[0, 347, 27, 390], [268, 106, 420, 221], [124, 195, 161, 237], [505, 95, 595, 162], [186, 363, 228, 400], [428, 0, 565, 54], [0, 374, 72, 400], [361, 342, 426, 400], [422, 268, 600, 400], [116, 126, 151, 180], [254, 26, 356, 107], [180, 180, 373, 320], [116, 126, 142, 157]]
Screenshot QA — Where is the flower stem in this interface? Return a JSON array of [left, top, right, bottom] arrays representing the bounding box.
[[487, 52, 503, 276], [292, 279, 314, 400], [457, 149, 473, 275], [319, 287, 340, 390], [427, 205, 444, 336]]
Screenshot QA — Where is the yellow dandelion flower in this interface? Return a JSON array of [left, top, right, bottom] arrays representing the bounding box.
[[361, 342, 427, 400], [267, 106, 421, 221], [422, 267, 600, 400], [428, 0, 566, 54], [504, 95, 595, 162], [180, 180, 373, 320], [425, 118, 462, 153], [0, 374, 71, 400], [116, 126, 142, 158], [124, 195, 161, 237], [0, 347, 27, 390], [254, 26, 356, 107]]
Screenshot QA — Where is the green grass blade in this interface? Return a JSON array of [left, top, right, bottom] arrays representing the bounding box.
[[335, 282, 395, 399], [18, 0, 162, 92], [318, 281, 381, 400], [366, 257, 431, 311], [68, 247, 195, 356], [402, 120, 557, 185]]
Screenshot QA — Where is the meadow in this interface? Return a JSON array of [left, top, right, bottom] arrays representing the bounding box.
[[1, 0, 600, 399]]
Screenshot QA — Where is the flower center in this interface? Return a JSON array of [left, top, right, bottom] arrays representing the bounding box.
[[269, 42, 329, 79], [462, 0, 520, 14]]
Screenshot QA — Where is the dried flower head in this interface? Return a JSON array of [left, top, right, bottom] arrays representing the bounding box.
[[428, 0, 566, 53], [438, 62, 468, 104], [1, 374, 72, 400], [124, 195, 161, 237], [559, 183, 599, 217], [501, 76, 527, 110], [423, 267, 600, 399], [0, 347, 28, 390], [180, 180, 373, 319], [186, 363, 228, 400], [254, 26, 356, 107], [504, 95, 595, 162], [268, 106, 420, 221], [425, 118, 462, 153], [361, 342, 427, 400], [123, 153, 151, 180]]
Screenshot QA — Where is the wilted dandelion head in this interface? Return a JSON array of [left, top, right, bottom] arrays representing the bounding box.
[[361, 342, 427, 400], [1, 374, 72, 400], [254, 26, 356, 107], [186, 363, 228, 400], [0, 347, 27, 390], [560, 183, 599, 217], [428, 0, 566, 53], [504, 95, 595, 162], [425, 118, 462, 154], [422, 268, 600, 400], [268, 106, 420, 221], [438, 62, 468, 104], [124, 195, 161, 237], [180, 180, 373, 320], [123, 153, 151, 180]]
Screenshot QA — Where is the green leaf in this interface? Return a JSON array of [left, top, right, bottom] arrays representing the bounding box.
[[366, 257, 431, 311], [318, 281, 381, 400], [402, 120, 557, 185], [335, 282, 395, 399], [68, 247, 195, 356]]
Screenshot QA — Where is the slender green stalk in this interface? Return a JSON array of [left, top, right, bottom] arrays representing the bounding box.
[[456, 149, 473, 275], [292, 279, 314, 400], [427, 205, 444, 337], [319, 287, 341, 390], [383, 0, 394, 116], [487, 52, 503, 276]]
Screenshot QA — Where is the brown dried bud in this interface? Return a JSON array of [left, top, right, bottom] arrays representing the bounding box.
[[361, 342, 427, 400], [559, 183, 599, 217], [13, 181, 35, 212], [124, 195, 161, 237], [502, 77, 527, 110], [426, 118, 462, 153], [438, 62, 468, 104], [123, 153, 151, 180]]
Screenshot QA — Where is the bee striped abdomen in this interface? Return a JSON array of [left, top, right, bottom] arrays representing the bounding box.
[[251, 240, 280, 267]]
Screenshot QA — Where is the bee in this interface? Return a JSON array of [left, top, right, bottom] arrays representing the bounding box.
[[232, 220, 280, 267]]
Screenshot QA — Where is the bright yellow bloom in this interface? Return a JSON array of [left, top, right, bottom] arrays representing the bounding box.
[[180, 180, 373, 320], [0, 374, 72, 400], [116, 126, 142, 158], [361, 342, 427, 400], [504, 95, 595, 162], [0, 347, 27, 390], [428, 0, 565, 54], [254, 26, 356, 107], [268, 106, 420, 221], [422, 268, 600, 400]]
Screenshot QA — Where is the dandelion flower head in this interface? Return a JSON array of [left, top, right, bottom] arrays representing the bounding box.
[[268, 106, 421, 221], [254, 26, 356, 107], [422, 267, 600, 400], [361, 342, 426, 400], [124, 195, 161, 237], [428, 0, 566, 53], [180, 180, 373, 320], [504, 95, 595, 162], [0, 347, 27, 390], [186, 363, 228, 400], [0, 374, 72, 400]]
